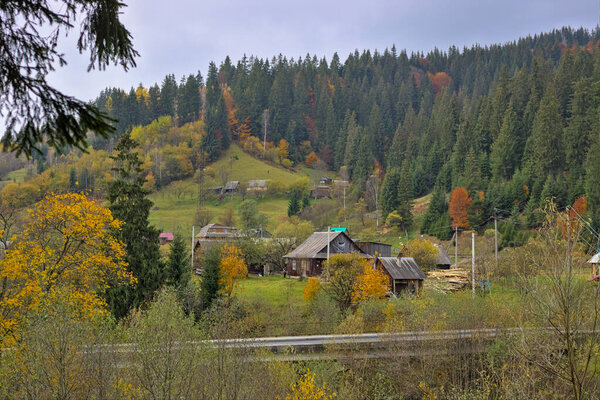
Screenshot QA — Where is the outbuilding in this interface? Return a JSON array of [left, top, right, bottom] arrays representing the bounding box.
[[376, 256, 427, 296]]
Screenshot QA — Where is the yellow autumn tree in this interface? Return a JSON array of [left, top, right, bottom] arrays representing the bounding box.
[[351, 264, 390, 303], [303, 277, 321, 301], [0, 193, 132, 346], [277, 139, 290, 163], [219, 244, 247, 296], [287, 369, 336, 400]]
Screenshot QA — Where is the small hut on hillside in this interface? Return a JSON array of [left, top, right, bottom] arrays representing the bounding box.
[[376, 257, 427, 296]]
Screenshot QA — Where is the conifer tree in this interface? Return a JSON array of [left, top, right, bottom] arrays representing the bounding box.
[[288, 189, 301, 217], [200, 247, 222, 311], [106, 133, 164, 319], [380, 168, 400, 219], [585, 132, 600, 218], [531, 86, 564, 177], [165, 233, 191, 289], [490, 103, 520, 180]]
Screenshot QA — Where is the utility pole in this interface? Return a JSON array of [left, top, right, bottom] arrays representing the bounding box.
[[262, 109, 269, 155], [472, 232, 475, 297], [343, 186, 346, 222], [191, 225, 195, 270], [454, 229, 459, 269], [327, 226, 330, 261], [494, 208, 498, 273]]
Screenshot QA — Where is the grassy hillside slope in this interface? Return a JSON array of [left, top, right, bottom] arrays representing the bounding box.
[[148, 144, 314, 235]]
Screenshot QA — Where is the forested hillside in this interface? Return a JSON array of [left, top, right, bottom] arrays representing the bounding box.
[[17, 26, 600, 240]]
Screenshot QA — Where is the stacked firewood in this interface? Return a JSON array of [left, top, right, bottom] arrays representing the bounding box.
[[426, 269, 471, 293]]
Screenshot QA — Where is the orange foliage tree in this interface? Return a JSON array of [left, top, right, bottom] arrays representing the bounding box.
[[305, 152, 320, 168], [0, 193, 132, 346], [219, 244, 248, 296], [352, 265, 390, 303], [449, 187, 472, 229], [428, 72, 451, 94], [303, 277, 321, 301]]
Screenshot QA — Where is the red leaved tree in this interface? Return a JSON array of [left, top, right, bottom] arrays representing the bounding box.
[[449, 187, 472, 229]]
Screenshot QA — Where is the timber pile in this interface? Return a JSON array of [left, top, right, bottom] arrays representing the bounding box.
[[426, 269, 471, 293]]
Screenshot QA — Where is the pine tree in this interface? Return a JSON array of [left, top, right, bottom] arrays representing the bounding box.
[[531, 86, 564, 177], [106, 133, 165, 319], [165, 233, 191, 289], [288, 189, 301, 217], [380, 168, 400, 219], [490, 103, 520, 180], [585, 131, 600, 218], [200, 247, 222, 311], [176, 74, 201, 125], [421, 184, 447, 236], [159, 74, 178, 117]]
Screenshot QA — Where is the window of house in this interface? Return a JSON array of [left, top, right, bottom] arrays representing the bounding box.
[[292, 260, 297, 270]]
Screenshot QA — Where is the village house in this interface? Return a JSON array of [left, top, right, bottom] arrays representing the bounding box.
[[310, 185, 331, 199], [319, 176, 333, 185], [284, 230, 365, 277], [158, 232, 174, 245], [194, 223, 241, 253], [375, 256, 427, 296]]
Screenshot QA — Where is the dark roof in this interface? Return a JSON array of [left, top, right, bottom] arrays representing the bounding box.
[[434, 244, 453, 265], [283, 231, 363, 259], [379, 257, 427, 280], [224, 181, 240, 190]]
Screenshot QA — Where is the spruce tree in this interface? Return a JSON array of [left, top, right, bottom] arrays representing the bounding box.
[[585, 132, 600, 217], [200, 247, 222, 311], [287, 189, 301, 217], [380, 168, 400, 218], [166, 233, 191, 289], [531, 86, 564, 177], [106, 133, 165, 319]]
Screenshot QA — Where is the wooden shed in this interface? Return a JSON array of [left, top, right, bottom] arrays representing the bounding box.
[[376, 257, 427, 296], [434, 243, 453, 269], [588, 252, 600, 275], [283, 231, 365, 277]]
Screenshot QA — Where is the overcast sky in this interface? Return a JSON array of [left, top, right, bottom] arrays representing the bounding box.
[[49, 0, 599, 102]]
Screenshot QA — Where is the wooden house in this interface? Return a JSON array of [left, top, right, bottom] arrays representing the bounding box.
[[319, 176, 333, 185], [355, 241, 392, 257], [376, 257, 427, 296], [284, 231, 365, 277], [434, 244, 453, 269], [310, 185, 331, 199], [194, 223, 241, 253]]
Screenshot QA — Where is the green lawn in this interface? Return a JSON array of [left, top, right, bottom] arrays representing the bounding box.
[[234, 275, 307, 308], [207, 144, 303, 185]]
